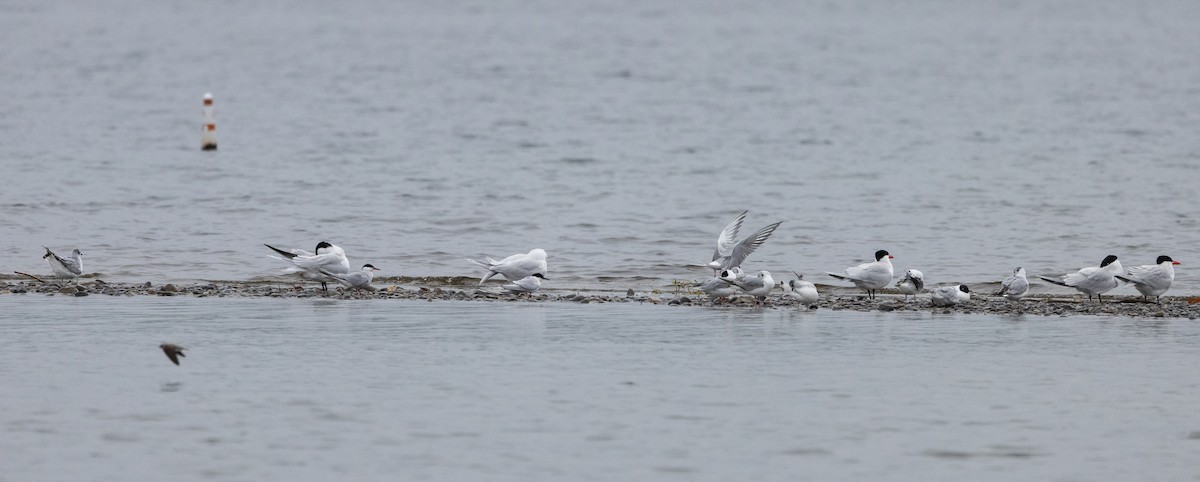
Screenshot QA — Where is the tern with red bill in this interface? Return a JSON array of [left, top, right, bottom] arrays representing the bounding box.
[[828, 250, 894, 299]]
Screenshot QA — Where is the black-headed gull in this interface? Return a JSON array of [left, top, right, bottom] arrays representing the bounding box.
[[722, 269, 775, 305], [828, 250, 894, 299], [43, 246, 83, 279], [466, 248, 548, 285], [1115, 255, 1179, 303], [895, 269, 924, 301], [319, 264, 380, 291], [265, 241, 351, 293], [706, 212, 782, 274], [931, 284, 971, 307], [997, 267, 1029, 301], [780, 272, 819, 307], [1037, 255, 1123, 302], [699, 275, 739, 303]]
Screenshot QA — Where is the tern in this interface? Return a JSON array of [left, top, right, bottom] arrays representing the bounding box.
[[828, 250, 894, 299], [997, 267, 1029, 301], [1038, 255, 1123, 302], [466, 248, 548, 285], [265, 241, 351, 293], [319, 264, 380, 291], [1115, 255, 1179, 303], [502, 274, 545, 294], [43, 246, 83, 279], [706, 211, 782, 274]]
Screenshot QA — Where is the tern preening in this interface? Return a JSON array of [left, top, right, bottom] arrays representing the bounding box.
[[1037, 255, 1123, 302], [319, 264, 380, 291], [706, 211, 782, 274], [931, 284, 971, 307], [1115, 255, 1179, 303], [466, 248, 548, 285], [997, 267, 1029, 301], [895, 269, 924, 302], [828, 250, 894, 299], [265, 241, 351, 293], [43, 246, 83, 279]]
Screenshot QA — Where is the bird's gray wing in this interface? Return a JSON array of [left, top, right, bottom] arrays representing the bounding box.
[[712, 210, 748, 260], [726, 221, 782, 269]]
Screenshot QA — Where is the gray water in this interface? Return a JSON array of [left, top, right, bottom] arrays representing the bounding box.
[[2, 0, 1200, 292], [2, 296, 1198, 481]]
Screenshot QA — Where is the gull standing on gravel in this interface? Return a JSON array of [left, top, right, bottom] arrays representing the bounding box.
[[828, 250, 894, 300], [722, 269, 775, 305], [1037, 255, 1123, 303], [780, 272, 819, 307], [931, 284, 971, 307], [997, 267, 1029, 301], [265, 241, 351, 293], [502, 274, 545, 294], [895, 269, 924, 302], [466, 248, 548, 285], [1115, 255, 1180, 303], [699, 275, 740, 303], [319, 264, 380, 291], [706, 211, 782, 274], [43, 246, 83, 279]]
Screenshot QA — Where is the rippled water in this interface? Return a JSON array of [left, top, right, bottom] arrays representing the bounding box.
[[2, 0, 1199, 293], [2, 296, 1198, 480]]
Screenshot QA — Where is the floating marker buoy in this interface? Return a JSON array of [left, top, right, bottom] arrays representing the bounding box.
[[201, 93, 217, 151]]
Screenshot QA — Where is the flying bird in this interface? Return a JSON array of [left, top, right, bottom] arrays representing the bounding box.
[[159, 343, 185, 366], [706, 212, 782, 274]]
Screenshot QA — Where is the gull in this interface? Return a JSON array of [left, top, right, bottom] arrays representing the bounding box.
[[780, 271, 819, 307], [319, 264, 380, 291], [698, 276, 740, 303], [895, 269, 924, 302], [503, 274, 545, 294], [828, 250, 894, 299], [159, 343, 185, 366], [997, 267, 1029, 301], [1038, 255, 1123, 302], [706, 211, 782, 274], [265, 241, 351, 293], [1115, 255, 1179, 303], [466, 248, 548, 285], [722, 269, 775, 305], [931, 284, 971, 307], [43, 246, 83, 279]]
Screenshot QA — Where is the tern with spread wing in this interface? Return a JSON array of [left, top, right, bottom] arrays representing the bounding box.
[[706, 211, 782, 274]]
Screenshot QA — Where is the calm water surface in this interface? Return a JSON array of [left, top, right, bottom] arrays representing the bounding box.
[[1, 296, 1198, 481], [2, 1, 1200, 293]]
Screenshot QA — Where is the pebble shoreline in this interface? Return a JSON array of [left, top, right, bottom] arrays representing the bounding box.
[[2, 279, 1198, 319]]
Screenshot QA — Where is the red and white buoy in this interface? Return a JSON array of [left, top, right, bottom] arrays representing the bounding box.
[[201, 93, 217, 151]]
